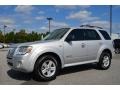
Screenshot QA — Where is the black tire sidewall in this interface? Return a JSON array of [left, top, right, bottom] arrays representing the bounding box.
[[34, 55, 58, 81], [98, 52, 111, 70]]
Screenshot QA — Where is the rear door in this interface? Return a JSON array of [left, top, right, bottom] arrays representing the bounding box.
[[84, 29, 102, 60]]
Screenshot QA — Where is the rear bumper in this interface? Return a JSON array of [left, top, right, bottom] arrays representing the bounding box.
[[112, 48, 115, 57]]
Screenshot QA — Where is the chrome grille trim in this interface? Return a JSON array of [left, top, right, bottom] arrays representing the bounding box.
[[7, 48, 16, 59]]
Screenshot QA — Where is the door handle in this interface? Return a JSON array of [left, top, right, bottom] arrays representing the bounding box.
[[81, 43, 85, 48]]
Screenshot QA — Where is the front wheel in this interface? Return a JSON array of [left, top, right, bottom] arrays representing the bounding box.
[[97, 52, 111, 70], [34, 55, 59, 81]]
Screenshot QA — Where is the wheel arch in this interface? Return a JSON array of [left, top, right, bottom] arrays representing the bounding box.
[[97, 47, 112, 62], [34, 52, 62, 70], [102, 49, 112, 59]]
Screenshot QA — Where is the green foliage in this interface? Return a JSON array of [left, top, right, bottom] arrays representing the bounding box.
[[0, 30, 4, 42], [0, 29, 48, 43]]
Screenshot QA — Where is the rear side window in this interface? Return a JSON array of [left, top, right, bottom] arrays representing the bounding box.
[[99, 30, 111, 40], [84, 29, 101, 40]]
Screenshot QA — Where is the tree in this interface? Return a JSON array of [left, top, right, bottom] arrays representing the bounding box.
[[5, 31, 15, 43], [14, 29, 27, 43], [0, 29, 48, 43], [0, 30, 4, 42]]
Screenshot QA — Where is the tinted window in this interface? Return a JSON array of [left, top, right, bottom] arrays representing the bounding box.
[[84, 29, 101, 40], [66, 29, 84, 41], [99, 30, 111, 40], [44, 28, 70, 40]]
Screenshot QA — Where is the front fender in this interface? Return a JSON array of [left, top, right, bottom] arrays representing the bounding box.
[[28, 46, 64, 72]]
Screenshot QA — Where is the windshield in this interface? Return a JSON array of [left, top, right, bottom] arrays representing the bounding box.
[[44, 28, 70, 40]]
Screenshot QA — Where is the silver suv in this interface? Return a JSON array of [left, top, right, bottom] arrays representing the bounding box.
[[7, 25, 114, 81]]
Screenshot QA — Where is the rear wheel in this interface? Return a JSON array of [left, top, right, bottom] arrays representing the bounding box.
[[97, 52, 111, 70], [34, 55, 59, 81]]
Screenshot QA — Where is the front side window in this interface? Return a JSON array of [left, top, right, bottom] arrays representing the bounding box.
[[84, 29, 101, 40], [44, 28, 70, 40], [66, 29, 84, 41]]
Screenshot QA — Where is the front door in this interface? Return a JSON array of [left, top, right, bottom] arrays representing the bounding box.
[[64, 29, 87, 64]]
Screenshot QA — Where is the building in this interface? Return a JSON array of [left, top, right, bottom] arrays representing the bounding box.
[[111, 33, 119, 40]]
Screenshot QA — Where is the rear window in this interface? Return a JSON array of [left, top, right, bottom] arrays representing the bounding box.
[[99, 30, 111, 40], [84, 29, 101, 40]]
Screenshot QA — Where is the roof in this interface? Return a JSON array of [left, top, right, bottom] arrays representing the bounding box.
[[60, 25, 105, 31], [70, 26, 104, 31], [80, 25, 103, 29]]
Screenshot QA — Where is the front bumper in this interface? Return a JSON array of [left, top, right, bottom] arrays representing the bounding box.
[[7, 55, 33, 73]]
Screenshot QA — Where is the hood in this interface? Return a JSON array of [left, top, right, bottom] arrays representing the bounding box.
[[10, 40, 59, 48]]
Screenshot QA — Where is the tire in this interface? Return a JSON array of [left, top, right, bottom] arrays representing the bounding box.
[[34, 55, 59, 81], [97, 52, 111, 70]]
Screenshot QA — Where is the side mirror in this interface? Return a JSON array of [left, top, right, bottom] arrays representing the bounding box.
[[65, 38, 71, 42]]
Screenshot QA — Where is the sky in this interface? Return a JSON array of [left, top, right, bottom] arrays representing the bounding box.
[[0, 5, 120, 34]]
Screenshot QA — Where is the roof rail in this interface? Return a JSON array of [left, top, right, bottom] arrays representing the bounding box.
[[80, 24, 103, 29]]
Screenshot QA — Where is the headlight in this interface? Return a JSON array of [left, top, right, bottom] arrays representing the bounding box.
[[16, 46, 33, 55]]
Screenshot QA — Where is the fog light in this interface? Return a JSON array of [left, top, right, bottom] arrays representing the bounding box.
[[15, 61, 22, 68]]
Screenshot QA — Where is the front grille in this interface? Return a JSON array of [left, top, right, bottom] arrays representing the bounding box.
[[7, 48, 16, 59]]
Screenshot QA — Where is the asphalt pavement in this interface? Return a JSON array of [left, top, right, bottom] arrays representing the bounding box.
[[0, 48, 120, 85]]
